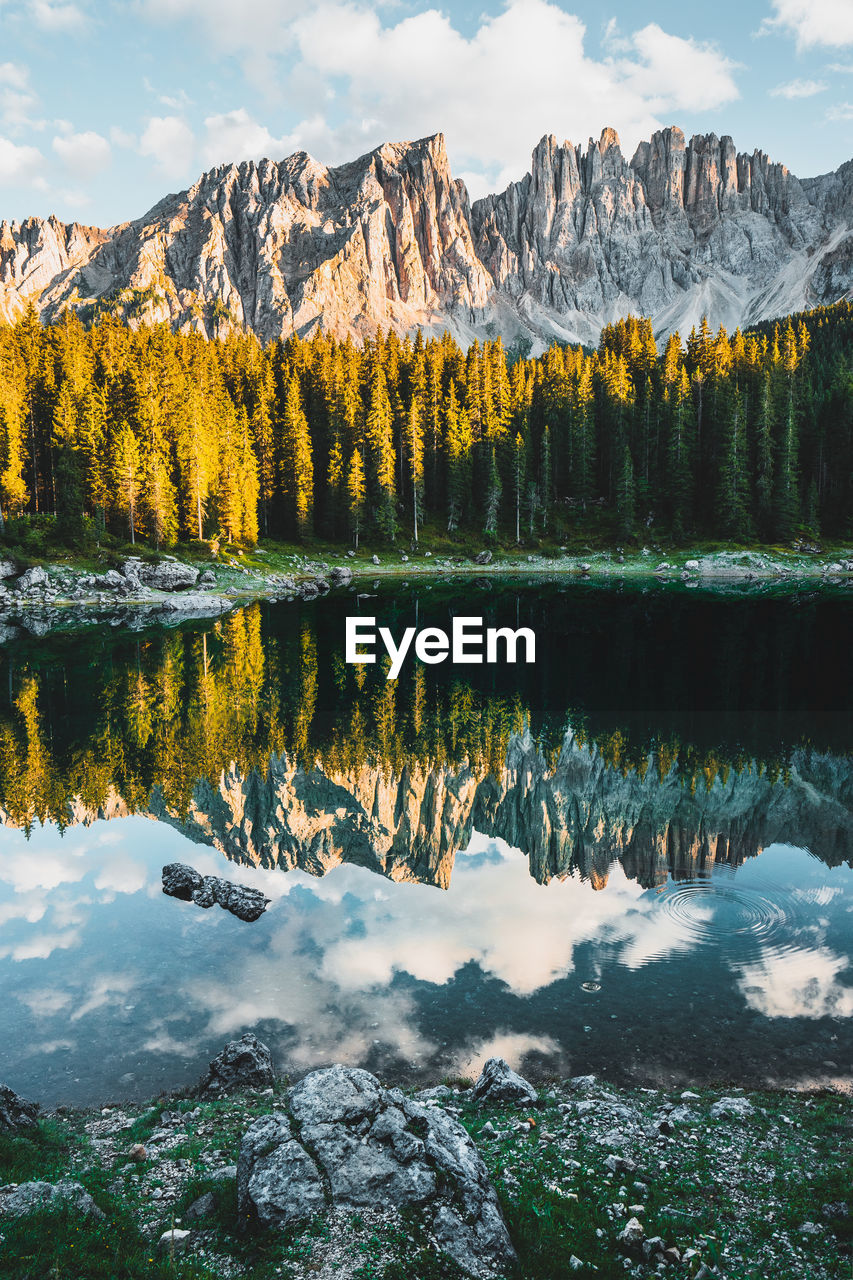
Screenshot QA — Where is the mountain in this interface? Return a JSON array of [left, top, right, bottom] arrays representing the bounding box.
[[2, 127, 852, 348], [8, 732, 852, 891]]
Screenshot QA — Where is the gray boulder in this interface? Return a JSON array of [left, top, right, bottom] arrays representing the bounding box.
[[199, 569, 216, 585], [0, 1083, 39, 1133], [14, 566, 47, 592], [198, 1033, 275, 1098], [0, 559, 17, 579], [162, 863, 269, 922], [329, 565, 353, 586], [474, 550, 493, 565], [710, 1096, 755, 1120], [0, 1179, 104, 1220], [138, 560, 199, 591], [237, 1064, 515, 1278], [472, 1057, 538, 1107]]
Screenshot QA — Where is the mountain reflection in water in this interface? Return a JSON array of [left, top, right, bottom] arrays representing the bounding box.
[[0, 582, 850, 1103]]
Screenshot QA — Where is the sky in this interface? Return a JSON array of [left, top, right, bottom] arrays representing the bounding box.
[[2, 0, 853, 228]]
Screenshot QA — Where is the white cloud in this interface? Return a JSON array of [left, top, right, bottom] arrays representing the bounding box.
[[827, 101, 853, 120], [109, 125, 136, 149], [736, 945, 853, 1019], [288, 1, 740, 197], [200, 108, 293, 168], [29, 0, 86, 32], [770, 78, 828, 98], [139, 114, 195, 179], [760, 0, 853, 49], [0, 62, 39, 131], [52, 129, 111, 177], [139, 0, 299, 52]]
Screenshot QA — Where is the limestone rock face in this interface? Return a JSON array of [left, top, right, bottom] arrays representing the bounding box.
[[237, 1064, 516, 1278], [2, 128, 851, 348], [0, 1083, 39, 1134], [0, 1179, 105, 1220], [472, 1058, 537, 1107], [197, 1032, 275, 1097]]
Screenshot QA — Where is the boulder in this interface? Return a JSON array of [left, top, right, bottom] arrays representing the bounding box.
[[199, 569, 216, 585], [617, 1216, 645, 1251], [710, 1095, 755, 1120], [474, 550, 493, 565], [472, 1057, 538, 1107], [198, 1033, 275, 1097], [138, 561, 199, 591], [237, 1064, 515, 1279], [371, 555, 380, 565], [329, 565, 353, 586], [162, 864, 269, 922], [14, 566, 47, 592], [0, 1179, 104, 1220], [0, 1083, 39, 1134], [185, 1191, 216, 1221], [0, 559, 17, 579], [158, 1228, 191, 1253]]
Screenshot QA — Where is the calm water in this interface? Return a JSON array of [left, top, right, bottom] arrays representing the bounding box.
[[0, 579, 851, 1104]]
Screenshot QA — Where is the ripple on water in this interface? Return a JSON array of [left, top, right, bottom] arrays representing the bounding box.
[[655, 875, 806, 955]]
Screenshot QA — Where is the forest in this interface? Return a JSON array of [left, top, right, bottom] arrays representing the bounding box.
[[0, 300, 852, 552]]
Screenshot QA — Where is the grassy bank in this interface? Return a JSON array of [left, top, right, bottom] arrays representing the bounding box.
[[1, 1076, 849, 1280]]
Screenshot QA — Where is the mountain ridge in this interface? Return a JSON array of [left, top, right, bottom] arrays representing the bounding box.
[[2, 126, 852, 349]]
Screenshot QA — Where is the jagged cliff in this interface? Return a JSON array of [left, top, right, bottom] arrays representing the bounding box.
[[10, 732, 852, 890], [2, 127, 852, 348]]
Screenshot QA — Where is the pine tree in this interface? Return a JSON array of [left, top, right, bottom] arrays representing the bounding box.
[[112, 423, 142, 544], [347, 448, 366, 549]]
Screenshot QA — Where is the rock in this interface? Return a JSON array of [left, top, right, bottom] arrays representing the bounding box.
[[162, 864, 269, 922], [128, 1143, 146, 1161], [0, 1083, 39, 1133], [162, 862, 203, 900], [158, 1228, 191, 1252], [710, 1096, 755, 1120], [580, 562, 591, 573], [299, 579, 321, 600], [371, 555, 380, 565], [237, 1065, 515, 1278], [472, 1057, 537, 1107], [210, 1164, 238, 1182], [684, 560, 700, 571], [822, 1200, 849, 1220], [329, 565, 353, 586], [198, 1032, 275, 1097], [617, 1216, 645, 1250], [14, 566, 47, 592], [185, 1191, 216, 1221], [656, 562, 670, 571], [137, 560, 199, 591], [199, 569, 216, 585], [474, 550, 493, 565], [0, 559, 17, 579], [0, 1179, 105, 1220]]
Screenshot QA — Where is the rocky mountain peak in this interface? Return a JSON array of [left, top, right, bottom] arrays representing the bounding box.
[[1, 125, 852, 348]]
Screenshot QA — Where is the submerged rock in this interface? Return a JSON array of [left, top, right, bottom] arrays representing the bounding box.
[[472, 1057, 538, 1107], [162, 862, 269, 922], [237, 1064, 516, 1278], [198, 1033, 275, 1098], [0, 1083, 39, 1133]]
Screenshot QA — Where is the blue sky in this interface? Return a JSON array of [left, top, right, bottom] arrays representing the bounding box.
[[2, 0, 853, 227]]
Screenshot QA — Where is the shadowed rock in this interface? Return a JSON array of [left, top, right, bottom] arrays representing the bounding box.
[[237, 1064, 516, 1278], [197, 1033, 275, 1098], [162, 862, 269, 922], [0, 1083, 39, 1134], [0, 1180, 104, 1220], [472, 1058, 538, 1107]]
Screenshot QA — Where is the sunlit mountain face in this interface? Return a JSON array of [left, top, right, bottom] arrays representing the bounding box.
[[0, 580, 851, 1104]]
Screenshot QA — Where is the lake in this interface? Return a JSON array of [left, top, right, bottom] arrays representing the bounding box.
[[0, 579, 851, 1105]]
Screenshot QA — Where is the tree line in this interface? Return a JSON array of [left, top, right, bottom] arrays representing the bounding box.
[[1, 300, 852, 548]]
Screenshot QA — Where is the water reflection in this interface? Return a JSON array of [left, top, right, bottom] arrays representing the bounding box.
[[0, 583, 850, 1102], [0, 820, 849, 1106]]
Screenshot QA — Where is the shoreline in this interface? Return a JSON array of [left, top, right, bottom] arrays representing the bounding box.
[[1, 1056, 850, 1280], [0, 545, 851, 640]]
